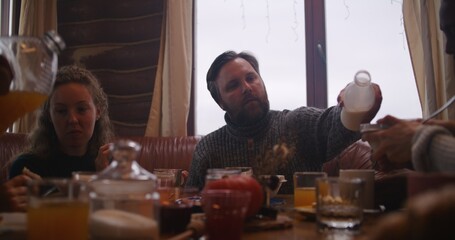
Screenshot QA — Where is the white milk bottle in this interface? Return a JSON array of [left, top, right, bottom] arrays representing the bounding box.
[[341, 70, 375, 131]]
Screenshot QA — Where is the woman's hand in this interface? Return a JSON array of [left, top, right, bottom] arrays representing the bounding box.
[[22, 167, 42, 180], [95, 143, 111, 171], [0, 175, 31, 212], [362, 115, 421, 170], [181, 170, 189, 187]]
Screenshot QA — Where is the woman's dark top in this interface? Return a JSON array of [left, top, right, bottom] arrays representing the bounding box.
[[8, 151, 96, 179]]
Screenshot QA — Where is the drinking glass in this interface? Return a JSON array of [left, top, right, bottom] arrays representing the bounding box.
[[72, 171, 96, 182], [316, 177, 364, 232], [154, 168, 185, 187], [339, 169, 375, 209], [27, 179, 89, 240], [202, 189, 251, 240], [89, 184, 159, 239], [160, 187, 199, 234], [294, 172, 327, 208], [204, 168, 241, 185], [225, 166, 253, 176]]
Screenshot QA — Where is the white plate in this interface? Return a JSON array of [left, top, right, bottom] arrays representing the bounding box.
[[294, 206, 316, 218], [295, 206, 384, 217], [0, 212, 26, 236]]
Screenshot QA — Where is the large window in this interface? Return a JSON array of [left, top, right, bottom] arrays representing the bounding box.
[[196, 0, 307, 135], [0, 0, 17, 36], [196, 0, 421, 136], [325, 0, 421, 120]]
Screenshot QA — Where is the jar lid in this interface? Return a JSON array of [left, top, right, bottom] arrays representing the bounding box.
[[43, 30, 66, 53]]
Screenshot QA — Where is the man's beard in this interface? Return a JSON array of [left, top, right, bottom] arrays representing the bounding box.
[[227, 98, 270, 126]]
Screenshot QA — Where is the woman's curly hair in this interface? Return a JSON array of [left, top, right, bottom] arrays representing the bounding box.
[[27, 65, 114, 159]]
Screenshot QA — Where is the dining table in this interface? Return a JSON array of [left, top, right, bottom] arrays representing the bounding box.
[[241, 194, 383, 240], [0, 194, 385, 240]]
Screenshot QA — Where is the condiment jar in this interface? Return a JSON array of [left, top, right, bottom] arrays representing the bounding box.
[[89, 139, 160, 239]]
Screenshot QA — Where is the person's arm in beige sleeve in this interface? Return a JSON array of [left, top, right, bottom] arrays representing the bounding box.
[[412, 125, 455, 172]]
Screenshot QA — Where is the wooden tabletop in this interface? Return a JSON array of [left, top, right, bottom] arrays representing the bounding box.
[[241, 195, 383, 240], [1, 195, 385, 240]]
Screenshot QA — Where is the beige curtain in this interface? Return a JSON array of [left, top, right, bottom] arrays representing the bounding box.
[[145, 0, 193, 136], [403, 0, 455, 120], [12, 0, 57, 133]]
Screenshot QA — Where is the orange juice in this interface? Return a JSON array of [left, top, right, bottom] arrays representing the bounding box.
[[294, 187, 316, 207], [0, 91, 47, 132], [28, 201, 89, 240]]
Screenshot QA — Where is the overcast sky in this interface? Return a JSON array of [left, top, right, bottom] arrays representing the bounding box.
[[195, 0, 420, 135]]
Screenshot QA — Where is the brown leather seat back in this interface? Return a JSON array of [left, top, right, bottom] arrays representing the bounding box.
[[323, 140, 373, 176], [0, 133, 28, 183], [122, 136, 201, 172], [0, 133, 201, 183]]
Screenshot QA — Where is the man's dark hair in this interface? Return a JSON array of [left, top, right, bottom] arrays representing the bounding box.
[[206, 50, 260, 103]]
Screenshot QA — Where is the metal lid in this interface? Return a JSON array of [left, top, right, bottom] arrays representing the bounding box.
[[43, 30, 66, 53]]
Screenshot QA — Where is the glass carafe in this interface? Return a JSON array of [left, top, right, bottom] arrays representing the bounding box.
[[89, 139, 160, 239], [0, 31, 65, 132]]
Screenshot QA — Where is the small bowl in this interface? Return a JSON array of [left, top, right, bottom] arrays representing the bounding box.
[[359, 123, 389, 133], [359, 124, 390, 151]]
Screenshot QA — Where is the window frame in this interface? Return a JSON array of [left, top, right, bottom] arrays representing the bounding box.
[[304, 0, 327, 108], [190, 0, 327, 135]]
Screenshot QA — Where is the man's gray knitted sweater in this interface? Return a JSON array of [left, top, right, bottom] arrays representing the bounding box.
[[187, 106, 360, 193]]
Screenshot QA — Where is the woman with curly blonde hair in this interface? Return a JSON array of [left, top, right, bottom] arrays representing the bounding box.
[[9, 65, 114, 180]]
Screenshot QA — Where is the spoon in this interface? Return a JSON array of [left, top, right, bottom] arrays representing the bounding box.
[[422, 95, 455, 123]]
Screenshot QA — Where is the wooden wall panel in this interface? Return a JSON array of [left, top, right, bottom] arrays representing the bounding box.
[[60, 41, 161, 70], [92, 68, 156, 96], [57, 0, 165, 136], [109, 97, 153, 123], [58, 0, 164, 21], [58, 15, 163, 46]]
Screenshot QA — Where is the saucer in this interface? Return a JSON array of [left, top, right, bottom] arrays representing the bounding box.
[[295, 206, 384, 218], [294, 206, 316, 219], [0, 212, 26, 237]]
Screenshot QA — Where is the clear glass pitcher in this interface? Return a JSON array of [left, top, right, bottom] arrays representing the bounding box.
[[0, 31, 65, 132]]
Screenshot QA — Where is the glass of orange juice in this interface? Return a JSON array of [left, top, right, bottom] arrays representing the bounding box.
[[27, 179, 89, 240], [293, 172, 327, 208]]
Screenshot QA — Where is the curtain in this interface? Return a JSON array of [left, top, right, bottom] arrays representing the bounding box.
[[145, 0, 193, 136], [403, 0, 455, 120], [12, 0, 57, 133]]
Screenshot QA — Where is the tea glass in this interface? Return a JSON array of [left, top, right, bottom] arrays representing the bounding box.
[[89, 182, 159, 240], [72, 171, 96, 182], [225, 166, 253, 176], [205, 168, 241, 185], [202, 189, 251, 240], [339, 169, 375, 209], [27, 179, 89, 240], [316, 177, 364, 232], [294, 172, 327, 208], [160, 187, 199, 234], [154, 168, 185, 187]]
